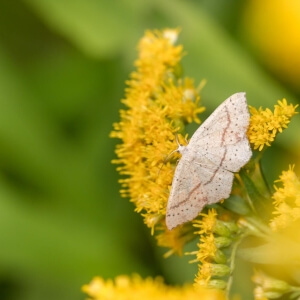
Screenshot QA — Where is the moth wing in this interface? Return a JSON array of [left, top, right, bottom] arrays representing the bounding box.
[[166, 153, 234, 230], [166, 156, 209, 230], [203, 164, 234, 205], [166, 93, 252, 230], [188, 92, 252, 172]]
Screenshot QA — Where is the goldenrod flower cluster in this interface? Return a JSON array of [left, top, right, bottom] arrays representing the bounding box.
[[155, 223, 195, 257], [82, 28, 300, 300], [247, 99, 298, 151], [83, 275, 225, 300], [270, 165, 300, 231], [191, 209, 238, 290], [110, 29, 205, 233]]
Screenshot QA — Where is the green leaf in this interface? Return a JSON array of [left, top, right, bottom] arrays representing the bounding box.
[[223, 195, 251, 216], [238, 237, 300, 265], [24, 0, 144, 58]]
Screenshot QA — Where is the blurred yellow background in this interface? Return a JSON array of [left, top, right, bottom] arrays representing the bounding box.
[[242, 0, 300, 91], [0, 1, 299, 299]]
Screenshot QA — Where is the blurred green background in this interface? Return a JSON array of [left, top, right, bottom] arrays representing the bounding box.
[[0, 1, 299, 299]]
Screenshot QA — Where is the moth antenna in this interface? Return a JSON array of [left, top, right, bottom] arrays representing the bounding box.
[[157, 134, 182, 176], [175, 133, 181, 147], [164, 133, 183, 163], [184, 135, 188, 145]]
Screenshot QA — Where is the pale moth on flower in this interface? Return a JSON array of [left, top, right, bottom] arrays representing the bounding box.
[[166, 92, 252, 230]]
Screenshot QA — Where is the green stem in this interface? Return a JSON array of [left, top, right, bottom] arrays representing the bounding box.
[[242, 216, 273, 241], [258, 159, 272, 196], [226, 233, 248, 299]]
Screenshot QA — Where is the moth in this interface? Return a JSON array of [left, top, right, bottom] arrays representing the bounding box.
[[166, 92, 252, 230]]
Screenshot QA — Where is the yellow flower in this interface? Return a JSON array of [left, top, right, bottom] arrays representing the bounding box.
[[193, 209, 218, 235], [247, 99, 298, 151], [253, 286, 269, 300], [82, 275, 226, 300], [270, 165, 300, 231], [189, 209, 240, 290], [252, 270, 291, 299], [193, 209, 236, 237], [191, 209, 235, 263], [156, 223, 195, 257], [194, 263, 230, 289], [196, 233, 218, 262], [194, 277, 227, 290], [110, 28, 205, 234]]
